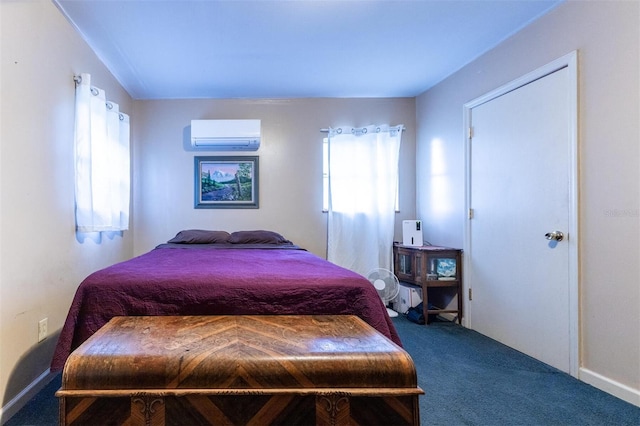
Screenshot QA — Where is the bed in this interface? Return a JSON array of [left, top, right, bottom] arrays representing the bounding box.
[[51, 230, 401, 371]]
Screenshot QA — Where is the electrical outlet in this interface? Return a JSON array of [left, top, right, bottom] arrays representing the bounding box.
[[38, 318, 48, 342]]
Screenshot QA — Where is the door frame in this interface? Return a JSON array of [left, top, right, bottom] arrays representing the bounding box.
[[462, 51, 580, 377]]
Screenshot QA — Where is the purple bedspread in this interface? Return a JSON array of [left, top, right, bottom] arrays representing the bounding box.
[[51, 246, 401, 371]]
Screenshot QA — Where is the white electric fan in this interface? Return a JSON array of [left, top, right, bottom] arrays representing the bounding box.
[[367, 268, 400, 318]]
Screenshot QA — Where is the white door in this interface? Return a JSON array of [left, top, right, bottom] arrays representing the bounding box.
[[466, 56, 578, 374]]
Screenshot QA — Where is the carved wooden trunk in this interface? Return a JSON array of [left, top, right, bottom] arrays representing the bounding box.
[[57, 315, 423, 425]]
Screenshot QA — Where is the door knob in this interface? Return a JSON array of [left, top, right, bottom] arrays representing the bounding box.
[[545, 231, 564, 241]]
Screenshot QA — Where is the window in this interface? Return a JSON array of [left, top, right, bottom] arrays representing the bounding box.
[[323, 137, 399, 212], [324, 125, 403, 275], [74, 73, 130, 232], [323, 138, 329, 211]]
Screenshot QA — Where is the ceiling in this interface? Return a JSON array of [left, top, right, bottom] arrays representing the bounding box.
[[54, 0, 563, 100]]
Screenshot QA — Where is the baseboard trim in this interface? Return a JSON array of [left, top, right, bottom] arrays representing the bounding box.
[[0, 368, 55, 423], [580, 367, 640, 407]]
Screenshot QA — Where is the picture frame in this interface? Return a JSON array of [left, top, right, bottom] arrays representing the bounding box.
[[194, 156, 259, 209], [436, 258, 456, 280]]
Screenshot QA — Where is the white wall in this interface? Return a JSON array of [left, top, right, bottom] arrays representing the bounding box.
[[133, 98, 416, 258], [416, 0, 639, 403], [0, 0, 133, 417]]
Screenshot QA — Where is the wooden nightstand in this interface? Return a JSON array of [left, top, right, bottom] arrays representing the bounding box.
[[393, 242, 463, 324]]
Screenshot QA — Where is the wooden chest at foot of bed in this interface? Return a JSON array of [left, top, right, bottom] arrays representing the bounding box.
[[56, 315, 423, 426]]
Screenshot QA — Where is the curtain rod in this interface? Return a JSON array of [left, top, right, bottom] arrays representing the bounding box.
[[73, 75, 127, 121], [320, 126, 405, 133]]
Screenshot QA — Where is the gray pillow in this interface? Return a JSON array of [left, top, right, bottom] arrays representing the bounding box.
[[228, 230, 291, 245], [167, 230, 231, 244]]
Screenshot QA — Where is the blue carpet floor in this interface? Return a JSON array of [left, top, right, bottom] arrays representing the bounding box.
[[394, 316, 639, 425], [4, 315, 639, 425]]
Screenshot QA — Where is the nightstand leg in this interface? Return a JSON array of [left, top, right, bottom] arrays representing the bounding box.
[[421, 284, 429, 325]]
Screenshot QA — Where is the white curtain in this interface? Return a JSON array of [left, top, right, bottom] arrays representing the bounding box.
[[327, 124, 402, 276], [74, 73, 130, 232]]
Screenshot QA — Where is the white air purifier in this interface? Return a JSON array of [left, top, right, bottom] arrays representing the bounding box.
[[402, 220, 423, 246]]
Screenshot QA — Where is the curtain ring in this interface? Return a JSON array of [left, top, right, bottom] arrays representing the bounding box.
[[106, 102, 113, 110], [90, 87, 99, 96], [376, 127, 381, 133], [336, 128, 342, 134], [119, 113, 124, 121], [362, 127, 367, 134]]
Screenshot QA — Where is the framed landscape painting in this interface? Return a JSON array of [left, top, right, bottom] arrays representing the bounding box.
[[194, 156, 259, 209]]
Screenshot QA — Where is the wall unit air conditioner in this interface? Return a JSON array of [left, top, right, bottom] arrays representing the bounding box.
[[191, 119, 261, 151]]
